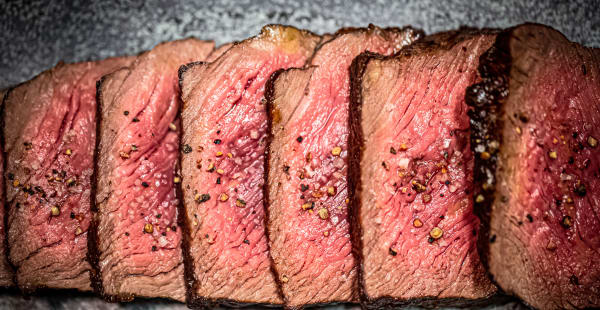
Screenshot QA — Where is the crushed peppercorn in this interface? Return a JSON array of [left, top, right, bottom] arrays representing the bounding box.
[[195, 193, 211, 203], [318, 208, 329, 220], [123, 110, 129, 116], [152, 246, 157, 252], [141, 182, 149, 188], [214, 139, 222, 145], [300, 184, 309, 192], [183, 144, 193, 153], [301, 202, 314, 210], [207, 162, 215, 172], [588, 136, 598, 148], [390, 147, 397, 154], [526, 214, 533, 222], [236, 199, 246, 208], [389, 247, 398, 256], [132, 118, 140, 122], [429, 227, 443, 239], [327, 186, 336, 196], [296, 136, 303, 143], [412, 180, 426, 193], [561, 215, 573, 228], [119, 151, 130, 159], [413, 218, 423, 228]]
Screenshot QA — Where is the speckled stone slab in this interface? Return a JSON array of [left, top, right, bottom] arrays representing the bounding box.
[[0, 0, 598, 309]]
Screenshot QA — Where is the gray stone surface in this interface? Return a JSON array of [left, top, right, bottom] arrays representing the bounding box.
[[0, 0, 598, 308], [0, 0, 599, 88]]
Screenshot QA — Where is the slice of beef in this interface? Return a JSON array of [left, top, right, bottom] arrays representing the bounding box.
[[466, 23, 600, 310], [265, 25, 423, 307], [0, 89, 13, 287], [206, 43, 233, 62], [179, 25, 320, 307], [91, 38, 213, 302], [2, 57, 133, 292], [348, 30, 499, 308]]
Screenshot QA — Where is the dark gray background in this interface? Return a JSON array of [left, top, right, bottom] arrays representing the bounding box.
[[0, 0, 599, 309], [1, 0, 600, 89]]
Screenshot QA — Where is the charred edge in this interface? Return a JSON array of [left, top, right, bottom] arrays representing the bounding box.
[[176, 95, 199, 307], [348, 52, 385, 306], [334, 24, 425, 41], [0, 88, 16, 287], [88, 74, 138, 303], [188, 296, 284, 309], [177, 61, 207, 93], [393, 28, 500, 59], [363, 293, 514, 310], [263, 68, 288, 306], [87, 75, 108, 299], [465, 29, 512, 273]]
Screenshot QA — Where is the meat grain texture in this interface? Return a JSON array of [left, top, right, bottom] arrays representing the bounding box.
[[179, 25, 321, 307], [265, 25, 422, 307], [2, 57, 133, 292], [467, 23, 600, 310], [91, 38, 213, 302], [348, 30, 498, 308]]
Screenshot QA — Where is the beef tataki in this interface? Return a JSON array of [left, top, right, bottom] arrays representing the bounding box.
[[467, 24, 600, 310], [0, 89, 13, 287], [3, 57, 133, 292], [179, 25, 320, 307], [348, 30, 498, 308], [266, 25, 422, 307], [91, 39, 213, 302]]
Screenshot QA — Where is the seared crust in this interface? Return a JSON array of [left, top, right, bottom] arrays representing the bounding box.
[[178, 25, 322, 308], [464, 29, 512, 273], [0, 89, 15, 288], [88, 72, 135, 302], [348, 28, 503, 309]]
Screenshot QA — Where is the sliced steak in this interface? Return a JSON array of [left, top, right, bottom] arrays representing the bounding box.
[[3, 57, 133, 292], [0, 89, 13, 287], [91, 38, 213, 302], [466, 23, 600, 310], [265, 25, 423, 307], [348, 30, 498, 308], [179, 25, 320, 307], [206, 43, 233, 62]]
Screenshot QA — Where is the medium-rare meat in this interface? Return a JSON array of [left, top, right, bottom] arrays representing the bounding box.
[[0, 89, 13, 287], [178, 25, 320, 307], [348, 30, 498, 308], [91, 38, 213, 302], [2, 57, 133, 292], [265, 25, 422, 307], [466, 23, 600, 310]]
